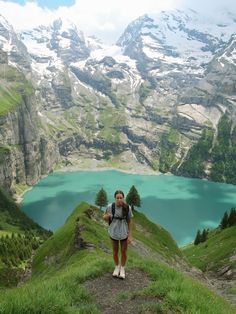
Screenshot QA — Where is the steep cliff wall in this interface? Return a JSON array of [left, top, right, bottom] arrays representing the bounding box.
[[0, 64, 59, 192]]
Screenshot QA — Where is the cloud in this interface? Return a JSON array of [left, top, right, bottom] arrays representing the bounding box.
[[0, 0, 179, 42], [181, 0, 236, 13], [0, 1, 54, 29], [57, 0, 180, 42], [0, 0, 235, 43]]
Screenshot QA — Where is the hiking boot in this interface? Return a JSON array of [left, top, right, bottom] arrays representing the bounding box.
[[112, 265, 120, 277], [119, 266, 125, 279]]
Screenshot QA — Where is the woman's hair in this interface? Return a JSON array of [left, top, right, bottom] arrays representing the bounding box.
[[114, 190, 129, 217], [114, 190, 124, 198]]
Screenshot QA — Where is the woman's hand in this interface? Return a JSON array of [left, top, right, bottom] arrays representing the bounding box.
[[103, 213, 112, 221], [127, 234, 132, 244]]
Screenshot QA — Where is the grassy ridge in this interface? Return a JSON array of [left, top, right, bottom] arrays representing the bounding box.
[[132, 210, 182, 259], [182, 226, 236, 272], [32, 202, 181, 277], [0, 202, 234, 313]]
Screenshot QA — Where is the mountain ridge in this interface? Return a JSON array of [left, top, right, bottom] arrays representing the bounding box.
[[0, 9, 236, 193]]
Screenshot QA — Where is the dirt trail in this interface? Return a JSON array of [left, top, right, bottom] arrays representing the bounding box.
[[83, 268, 163, 314]]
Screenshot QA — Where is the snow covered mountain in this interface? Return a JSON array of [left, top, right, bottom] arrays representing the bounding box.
[[117, 10, 236, 107], [0, 15, 31, 73], [0, 9, 236, 190], [118, 9, 236, 66], [15, 9, 236, 115]]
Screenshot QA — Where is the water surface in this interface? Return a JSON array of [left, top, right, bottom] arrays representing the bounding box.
[[22, 170, 236, 246]]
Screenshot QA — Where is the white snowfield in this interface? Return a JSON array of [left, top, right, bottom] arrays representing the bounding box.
[[0, 9, 235, 100]]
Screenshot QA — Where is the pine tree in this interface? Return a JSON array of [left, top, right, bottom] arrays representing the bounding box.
[[220, 211, 229, 229], [126, 185, 141, 211], [194, 230, 201, 245], [228, 208, 236, 227], [200, 229, 208, 243], [95, 188, 108, 210]]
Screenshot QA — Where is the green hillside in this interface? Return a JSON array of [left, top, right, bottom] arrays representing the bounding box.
[[0, 202, 234, 314], [0, 187, 51, 236], [0, 64, 33, 116], [0, 187, 52, 286], [182, 226, 236, 272]]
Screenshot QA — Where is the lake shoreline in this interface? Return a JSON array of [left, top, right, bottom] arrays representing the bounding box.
[[55, 165, 165, 176], [17, 165, 170, 204], [20, 168, 236, 247]]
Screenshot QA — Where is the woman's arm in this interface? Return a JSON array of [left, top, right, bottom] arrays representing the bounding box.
[[127, 219, 132, 243], [103, 205, 112, 221], [103, 212, 111, 221]]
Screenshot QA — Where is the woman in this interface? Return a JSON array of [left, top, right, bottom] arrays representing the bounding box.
[[103, 190, 133, 279]]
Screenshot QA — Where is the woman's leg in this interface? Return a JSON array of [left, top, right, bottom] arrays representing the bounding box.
[[120, 238, 128, 267], [111, 239, 119, 265]]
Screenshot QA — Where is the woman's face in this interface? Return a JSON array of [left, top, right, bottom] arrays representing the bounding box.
[[115, 193, 124, 206]]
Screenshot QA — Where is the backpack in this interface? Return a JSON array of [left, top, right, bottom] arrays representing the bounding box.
[[108, 202, 129, 225]]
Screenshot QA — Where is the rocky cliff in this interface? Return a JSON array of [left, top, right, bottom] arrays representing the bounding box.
[[0, 10, 236, 191], [0, 25, 59, 192], [0, 95, 59, 191]]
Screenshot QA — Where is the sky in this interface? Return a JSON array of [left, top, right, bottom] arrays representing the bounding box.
[[0, 0, 236, 43]]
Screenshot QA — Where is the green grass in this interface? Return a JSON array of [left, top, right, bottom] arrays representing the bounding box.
[[0, 260, 102, 314], [0, 202, 235, 313], [101, 153, 133, 169], [98, 106, 126, 143], [14, 184, 30, 196], [130, 259, 234, 314], [0, 85, 21, 115], [134, 103, 144, 114], [133, 261, 234, 314], [138, 82, 152, 104], [0, 212, 22, 234], [150, 158, 159, 171], [0, 230, 13, 237], [132, 210, 182, 259], [0, 249, 234, 314], [182, 226, 236, 271], [0, 65, 33, 116], [0, 187, 51, 239], [32, 203, 111, 277], [0, 145, 11, 153], [115, 291, 130, 302], [0, 145, 11, 164], [159, 129, 180, 173], [63, 110, 80, 131]]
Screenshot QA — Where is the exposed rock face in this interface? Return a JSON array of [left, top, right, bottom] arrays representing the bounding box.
[[0, 16, 60, 192], [0, 10, 236, 191], [0, 93, 59, 191]]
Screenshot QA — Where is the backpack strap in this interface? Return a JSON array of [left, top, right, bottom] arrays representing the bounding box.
[[109, 202, 116, 225], [109, 202, 129, 225], [123, 204, 129, 223]]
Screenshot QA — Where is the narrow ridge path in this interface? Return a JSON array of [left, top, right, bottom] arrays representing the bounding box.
[[83, 268, 163, 314]]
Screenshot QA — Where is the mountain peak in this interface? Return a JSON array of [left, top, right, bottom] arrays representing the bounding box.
[[116, 14, 155, 47], [52, 17, 78, 33], [0, 14, 13, 33]]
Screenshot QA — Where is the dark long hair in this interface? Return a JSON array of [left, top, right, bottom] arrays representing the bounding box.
[[114, 190, 129, 217]]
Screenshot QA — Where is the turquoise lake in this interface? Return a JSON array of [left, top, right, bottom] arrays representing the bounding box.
[[21, 170, 236, 246]]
